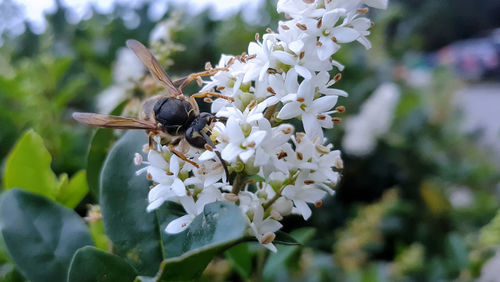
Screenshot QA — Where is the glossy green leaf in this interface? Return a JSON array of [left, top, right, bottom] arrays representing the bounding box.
[[263, 227, 315, 281], [56, 170, 89, 208], [141, 202, 247, 282], [86, 100, 128, 198], [225, 243, 252, 279], [100, 130, 164, 276], [3, 130, 58, 198], [67, 246, 137, 282], [0, 189, 94, 282]]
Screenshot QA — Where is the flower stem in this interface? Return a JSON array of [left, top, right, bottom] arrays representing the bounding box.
[[263, 186, 284, 211], [264, 103, 278, 122], [232, 173, 246, 194]]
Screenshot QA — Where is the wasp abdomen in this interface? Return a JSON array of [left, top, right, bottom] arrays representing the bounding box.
[[154, 97, 196, 136]]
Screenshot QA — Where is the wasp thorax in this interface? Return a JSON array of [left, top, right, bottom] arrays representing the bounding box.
[[154, 97, 196, 136], [185, 112, 214, 148]]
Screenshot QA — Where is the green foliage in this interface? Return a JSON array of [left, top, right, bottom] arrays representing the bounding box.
[[4, 130, 88, 208], [68, 246, 137, 282], [4, 130, 60, 198], [0, 189, 93, 282]]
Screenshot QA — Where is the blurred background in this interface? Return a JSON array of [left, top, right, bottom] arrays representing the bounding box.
[[1, 0, 500, 281]]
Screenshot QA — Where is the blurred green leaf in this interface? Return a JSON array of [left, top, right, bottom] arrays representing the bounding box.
[[0, 189, 93, 282], [100, 130, 163, 276], [56, 170, 89, 208], [67, 246, 137, 282], [263, 227, 315, 281], [225, 243, 252, 279], [86, 100, 128, 198], [3, 130, 59, 198], [273, 231, 301, 246], [89, 217, 109, 252]]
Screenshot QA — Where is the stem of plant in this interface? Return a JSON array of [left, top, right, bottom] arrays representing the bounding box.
[[232, 173, 246, 194]]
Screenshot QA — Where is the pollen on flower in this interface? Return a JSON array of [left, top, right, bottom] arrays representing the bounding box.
[[271, 210, 283, 221], [334, 73, 342, 81], [357, 8, 369, 14], [261, 232, 276, 244], [304, 180, 315, 185], [336, 105, 346, 113], [314, 200, 323, 208]]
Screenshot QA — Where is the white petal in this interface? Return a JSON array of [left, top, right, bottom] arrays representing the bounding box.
[[172, 178, 186, 196], [146, 198, 165, 212], [180, 196, 197, 215], [289, 40, 304, 54], [226, 118, 245, 143], [299, 187, 327, 203], [362, 0, 388, 9], [294, 200, 312, 220], [273, 51, 296, 65], [165, 215, 193, 234], [302, 113, 323, 140], [169, 155, 180, 176], [222, 143, 244, 162], [148, 150, 168, 169], [260, 218, 283, 234], [295, 65, 312, 79], [262, 243, 277, 253], [199, 150, 216, 161], [247, 130, 268, 147], [333, 27, 360, 43], [312, 96, 338, 113], [277, 102, 301, 120], [239, 149, 255, 163]]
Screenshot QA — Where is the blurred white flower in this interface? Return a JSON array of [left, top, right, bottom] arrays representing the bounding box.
[[342, 83, 401, 156]]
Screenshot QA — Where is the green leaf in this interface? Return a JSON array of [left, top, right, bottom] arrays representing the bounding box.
[[0, 189, 94, 282], [142, 202, 248, 282], [56, 170, 89, 208], [3, 130, 58, 198], [273, 231, 301, 246], [225, 243, 252, 279], [67, 246, 137, 282], [263, 227, 316, 281], [89, 217, 109, 251], [86, 100, 128, 198], [100, 130, 164, 276]]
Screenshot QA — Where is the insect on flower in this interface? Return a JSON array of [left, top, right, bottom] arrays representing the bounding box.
[[73, 39, 231, 178]]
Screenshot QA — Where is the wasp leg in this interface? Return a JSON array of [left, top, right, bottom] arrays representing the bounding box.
[[191, 92, 234, 102], [148, 132, 155, 150], [168, 145, 199, 168], [188, 96, 200, 115], [174, 67, 228, 90]]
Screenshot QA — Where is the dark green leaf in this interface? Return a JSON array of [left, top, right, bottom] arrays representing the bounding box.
[[146, 202, 247, 282], [86, 100, 128, 198], [67, 246, 137, 282], [225, 243, 252, 279], [273, 231, 301, 246], [263, 227, 315, 281], [3, 130, 58, 198], [100, 130, 164, 276], [0, 189, 93, 282]]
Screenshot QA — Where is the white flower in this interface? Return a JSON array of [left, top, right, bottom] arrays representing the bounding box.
[[247, 204, 282, 252], [141, 151, 187, 212], [342, 83, 400, 156], [277, 79, 338, 140], [220, 117, 267, 163], [282, 181, 326, 220]]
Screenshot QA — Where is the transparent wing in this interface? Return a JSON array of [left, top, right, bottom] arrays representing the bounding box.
[[126, 39, 181, 97], [72, 112, 157, 130]]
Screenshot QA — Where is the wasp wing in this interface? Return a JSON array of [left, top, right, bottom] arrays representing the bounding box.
[[126, 39, 181, 97], [73, 112, 157, 130]]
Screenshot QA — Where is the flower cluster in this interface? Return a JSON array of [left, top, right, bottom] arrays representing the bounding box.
[[137, 0, 387, 252]]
